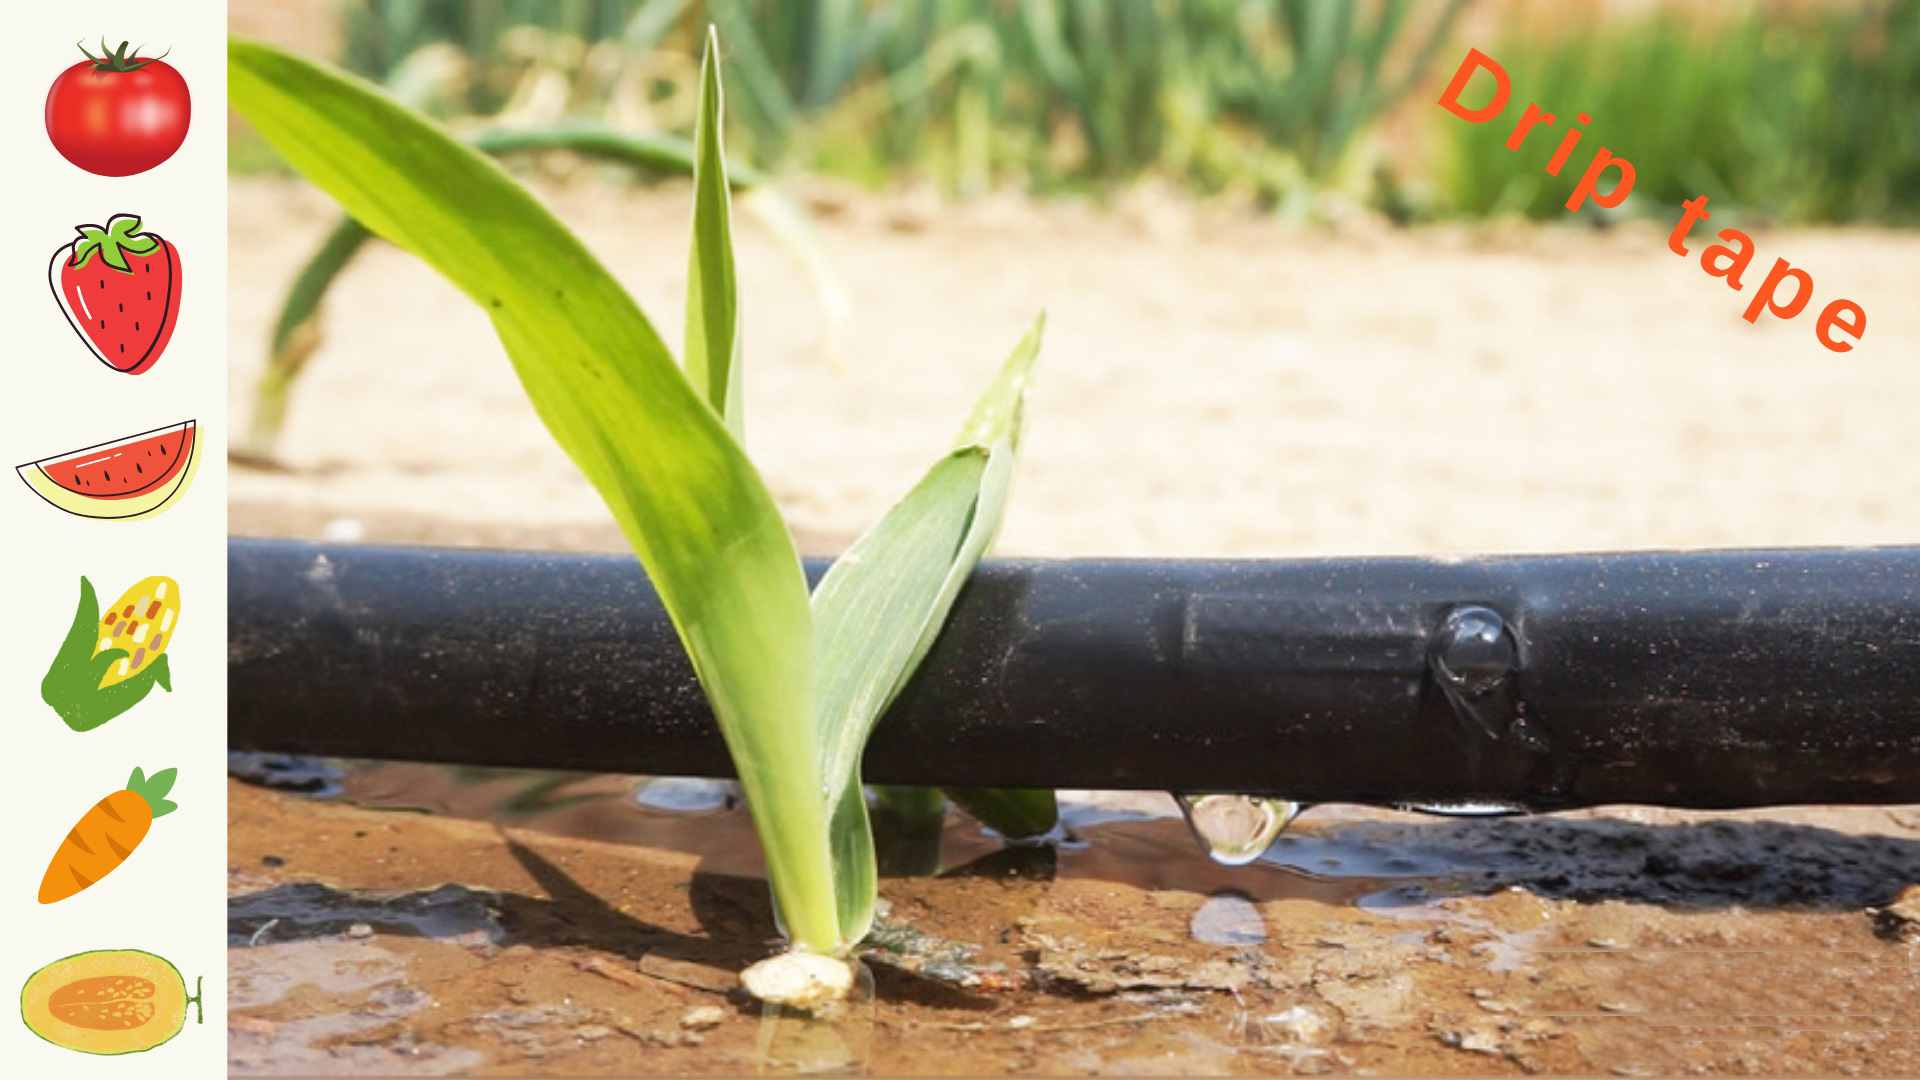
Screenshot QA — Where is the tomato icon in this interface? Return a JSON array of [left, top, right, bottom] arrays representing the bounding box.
[[45, 40, 191, 177]]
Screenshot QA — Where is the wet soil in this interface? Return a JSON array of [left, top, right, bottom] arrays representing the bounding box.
[[228, 771, 1920, 1076]]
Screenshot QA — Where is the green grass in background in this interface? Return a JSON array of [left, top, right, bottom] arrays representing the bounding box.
[[1436, 2, 1920, 226], [248, 0, 1919, 226], [311, 0, 1466, 208]]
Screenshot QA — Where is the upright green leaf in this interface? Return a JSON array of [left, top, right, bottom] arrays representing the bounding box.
[[809, 316, 1043, 943], [228, 39, 842, 954], [686, 27, 745, 437], [128, 766, 180, 819], [955, 315, 1044, 453]]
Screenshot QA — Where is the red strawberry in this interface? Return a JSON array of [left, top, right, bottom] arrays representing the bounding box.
[[50, 213, 182, 375]]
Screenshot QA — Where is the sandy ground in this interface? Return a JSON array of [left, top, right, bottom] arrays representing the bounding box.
[[229, 176, 1920, 559], [227, 178, 1920, 1076]]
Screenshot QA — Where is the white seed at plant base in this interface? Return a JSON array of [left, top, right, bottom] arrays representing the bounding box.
[[740, 952, 857, 1008], [680, 1004, 726, 1030]]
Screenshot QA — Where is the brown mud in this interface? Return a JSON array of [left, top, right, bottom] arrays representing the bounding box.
[[228, 770, 1920, 1076]]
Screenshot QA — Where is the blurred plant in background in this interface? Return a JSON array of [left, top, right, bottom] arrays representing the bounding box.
[[1439, 1, 1920, 226], [235, 0, 1920, 456], [238, 0, 1920, 227], [299, 0, 1465, 209]]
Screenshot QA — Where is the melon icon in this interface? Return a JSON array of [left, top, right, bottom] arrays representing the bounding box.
[[18, 420, 200, 520]]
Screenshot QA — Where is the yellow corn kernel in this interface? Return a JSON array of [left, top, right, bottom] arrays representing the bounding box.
[[95, 576, 182, 688]]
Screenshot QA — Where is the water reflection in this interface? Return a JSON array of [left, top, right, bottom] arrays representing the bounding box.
[[754, 961, 875, 1076], [241, 760, 1920, 913], [255, 760, 1387, 905]]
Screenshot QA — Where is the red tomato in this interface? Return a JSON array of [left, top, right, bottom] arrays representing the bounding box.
[[45, 43, 191, 177]]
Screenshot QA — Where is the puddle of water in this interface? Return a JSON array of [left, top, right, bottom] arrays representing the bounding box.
[[631, 776, 735, 814], [228, 940, 484, 1076], [1364, 900, 1551, 973], [279, 761, 1426, 904], [237, 759, 1920, 916], [230, 882, 504, 947], [1262, 828, 1485, 881], [753, 962, 877, 1074], [229, 752, 347, 797]]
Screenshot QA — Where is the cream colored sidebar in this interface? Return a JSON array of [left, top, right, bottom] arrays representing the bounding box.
[[1, 2, 224, 1077]]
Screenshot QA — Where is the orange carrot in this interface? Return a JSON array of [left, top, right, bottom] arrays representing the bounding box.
[[38, 766, 178, 904]]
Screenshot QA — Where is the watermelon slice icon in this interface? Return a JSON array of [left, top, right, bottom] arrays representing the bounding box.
[[18, 420, 201, 520]]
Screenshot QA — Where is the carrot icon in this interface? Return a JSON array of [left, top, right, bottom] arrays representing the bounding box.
[[38, 766, 178, 904]]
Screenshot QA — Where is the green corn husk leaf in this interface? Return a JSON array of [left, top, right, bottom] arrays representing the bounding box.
[[811, 316, 1042, 945], [41, 576, 173, 733], [228, 36, 845, 954]]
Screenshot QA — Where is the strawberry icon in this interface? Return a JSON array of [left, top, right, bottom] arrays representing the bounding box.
[[49, 213, 183, 376]]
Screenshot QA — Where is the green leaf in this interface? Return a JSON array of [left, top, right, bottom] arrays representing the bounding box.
[[870, 786, 948, 877], [686, 26, 745, 438], [93, 226, 131, 272], [945, 787, 1059, 840], [228, 37, 841, 954], [109, 214, 160, 256], [128, 765, 179, 818], [809, 315, 1043, 943], [955, 315, 1044, 453], [86, 653, 173, 726], [42, 576, 102, 682], [40, 577, 169, 733], [248, 126, 776, 459]]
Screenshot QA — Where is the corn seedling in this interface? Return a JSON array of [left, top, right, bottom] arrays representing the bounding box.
[[229, 29, 1045, 1003]]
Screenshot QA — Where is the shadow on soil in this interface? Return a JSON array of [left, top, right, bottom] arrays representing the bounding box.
[[227, 801, 1920, 968], [227, 835, 776, 976]]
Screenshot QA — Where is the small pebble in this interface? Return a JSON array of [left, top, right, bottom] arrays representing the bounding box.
[[680, 1005, 726, 1031], [345, 923, 374, 939], [1440, 1028, 1503, 1055], [261, 854, 286, 868]]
